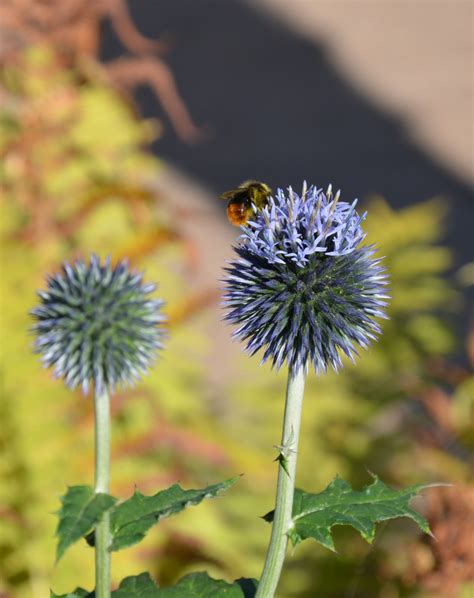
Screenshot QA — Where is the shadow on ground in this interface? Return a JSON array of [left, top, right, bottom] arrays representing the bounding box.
[[101, 0, 473, 271]]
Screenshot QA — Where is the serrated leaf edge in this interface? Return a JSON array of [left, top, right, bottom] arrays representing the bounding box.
[[272, 477, 441, 553], [56, 485, 116, 561], [109, 476, 240, 552]]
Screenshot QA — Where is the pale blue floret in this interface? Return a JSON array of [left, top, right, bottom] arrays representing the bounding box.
[[31, 255, 165, 395], [223, 183, 389, 375]]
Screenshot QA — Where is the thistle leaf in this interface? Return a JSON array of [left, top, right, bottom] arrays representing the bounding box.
[[51, 572, 257, 597], [51, 591, 90, 598], [264, 475, 433, 552], [50, 590, 90, 598], [113, 572, 257, 597], [56, 485, 116, 561], [109, 477, 239, 551]]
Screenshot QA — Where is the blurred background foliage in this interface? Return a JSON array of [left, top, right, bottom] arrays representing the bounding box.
[[0, 3, 472, 598]]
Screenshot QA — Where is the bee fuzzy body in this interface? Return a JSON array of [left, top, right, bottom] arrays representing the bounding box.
[[220, 180, 272, 226]]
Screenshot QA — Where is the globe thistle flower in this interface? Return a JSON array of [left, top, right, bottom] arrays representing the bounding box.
[[223, 183, 389, 375], [31, 255, 165, 395]]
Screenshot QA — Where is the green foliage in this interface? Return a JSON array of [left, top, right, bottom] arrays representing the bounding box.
[[107, 478, 238, 551], [264, 476, 432, 552], [51, 589, 90, 598], [51, 572, 258, 598], [56, 486, 116, 561], [364, 198, 457, 369], [113, 572, 257, 597]]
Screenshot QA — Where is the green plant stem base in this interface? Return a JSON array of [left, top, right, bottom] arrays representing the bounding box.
[[94, 389, 111, 598], [256, 365, 306, 598]]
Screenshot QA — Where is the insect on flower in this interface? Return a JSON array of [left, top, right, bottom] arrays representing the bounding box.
[[223, 183, 390, 375], [220, 180, 272, 226]]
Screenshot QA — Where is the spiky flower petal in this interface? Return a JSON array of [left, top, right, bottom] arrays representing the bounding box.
[[223, 184, 389, 374], [31, 255, 165, 395]]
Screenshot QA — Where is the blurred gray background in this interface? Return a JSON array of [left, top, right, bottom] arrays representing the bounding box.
[[101, 0, 473, 299]]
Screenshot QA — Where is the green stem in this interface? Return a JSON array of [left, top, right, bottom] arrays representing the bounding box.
[[256, 365, 307, 598], [94, 388, 111, 598]]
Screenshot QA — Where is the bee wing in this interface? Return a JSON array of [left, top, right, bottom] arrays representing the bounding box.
[[219, 189, 240, 200]]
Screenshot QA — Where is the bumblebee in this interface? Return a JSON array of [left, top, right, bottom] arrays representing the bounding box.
[[220, 180, 272, 226]]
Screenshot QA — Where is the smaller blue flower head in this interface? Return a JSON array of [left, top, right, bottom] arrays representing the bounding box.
[[223, 183, 389, 374], [31, 255, 165, 395]]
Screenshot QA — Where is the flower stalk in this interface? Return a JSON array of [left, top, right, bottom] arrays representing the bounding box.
[[31, 255, 166, 596], [224, 183, 389, 595], [94, 388, 111, 598], [256, 365, 306, 598]]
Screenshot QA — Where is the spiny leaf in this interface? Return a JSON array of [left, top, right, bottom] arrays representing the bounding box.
[[112, 573, 158, 597], [113, 572, 257, 597], [51, 573, 257, 597], [264, 475, 434, 552], [56, 485, 116, 561], [50, 589, 90, 597], [109, 477, 239, 551]]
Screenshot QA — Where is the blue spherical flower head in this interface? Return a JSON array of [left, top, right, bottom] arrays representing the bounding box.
[[31, 255, 165, 395], [223, 183, 389, 375]]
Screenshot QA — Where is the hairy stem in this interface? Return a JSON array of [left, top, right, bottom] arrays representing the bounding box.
[[256, 365, 307, 598], [94, 388, 111, 598]]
